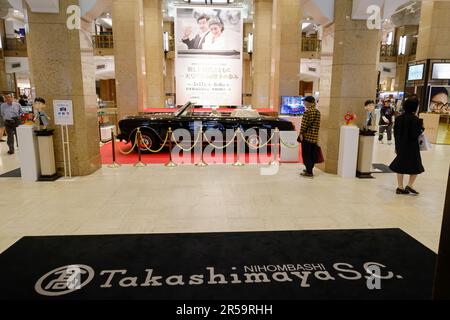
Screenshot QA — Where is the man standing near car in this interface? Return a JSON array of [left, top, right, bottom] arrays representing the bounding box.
[[0, 94, 23, 155], [299, 96, 321, 178]]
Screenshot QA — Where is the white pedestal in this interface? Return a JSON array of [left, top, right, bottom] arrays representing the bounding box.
[[17, 125, 40, 182], [338, 125, 359, 178], [100, 125, 116, 142], [37, 135, 56, 176], [279, 131, 299, 162], [357, 135, 375, 174]]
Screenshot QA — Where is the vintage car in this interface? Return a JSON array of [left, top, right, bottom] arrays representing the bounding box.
[[117, 102, 296, 152]]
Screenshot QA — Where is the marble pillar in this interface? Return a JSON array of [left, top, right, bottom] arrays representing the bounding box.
[[144, 0, 165, 108], [252, 0, 302, 110], [416, 1, 450, 61], [25, 0, 101, 177], [318, 0, 380, 174], [113, 0, 147, 119], [276, 0, 302, 99], [0, 61, 9, 93], [252, 0, 272, 108]]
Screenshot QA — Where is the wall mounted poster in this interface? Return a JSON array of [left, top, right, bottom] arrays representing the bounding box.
[[428, 86, 449, 114], [175, 7, 243, 106]]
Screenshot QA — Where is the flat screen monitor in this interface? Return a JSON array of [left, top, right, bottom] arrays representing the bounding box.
[[280, 96, 305, 116], [432, 63, 450, 80], [407, 64, 425, 81]]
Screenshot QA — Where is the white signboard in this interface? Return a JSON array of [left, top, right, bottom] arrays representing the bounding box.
[[175, 7, 243, 106], [53, 100, 74, 125]]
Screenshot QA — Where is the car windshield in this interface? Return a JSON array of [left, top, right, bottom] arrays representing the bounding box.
[[174, 102, 194, 117]]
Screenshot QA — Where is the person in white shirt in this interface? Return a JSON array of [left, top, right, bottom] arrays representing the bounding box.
[[0, 94, 23, 154]]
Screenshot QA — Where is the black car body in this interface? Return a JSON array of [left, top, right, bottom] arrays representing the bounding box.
[[117, 102, 296, 152]]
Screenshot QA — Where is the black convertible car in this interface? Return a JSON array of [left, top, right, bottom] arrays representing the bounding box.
[[117, 102, 296, 152]]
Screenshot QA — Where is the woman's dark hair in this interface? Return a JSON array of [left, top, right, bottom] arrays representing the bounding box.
[[34, 97, 46, 104], [209, 17, 224, 32], [364, 100, 374, 106], [403, 97, 419, 114], [0, 95, 4, 104], [431, 86, 449, 98]]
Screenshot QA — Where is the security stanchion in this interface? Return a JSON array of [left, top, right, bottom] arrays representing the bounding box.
[[195, 127, 207, 167], [165, 127, 177, 167], [269, 127, 280, 166], [108, 128, 121, 168], [134, 128, 146, 167], [233, 128, 245, 167]]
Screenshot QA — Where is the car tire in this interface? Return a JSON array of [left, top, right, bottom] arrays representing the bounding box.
[[244, 130, 268, 152], [133, 130, 161, 154]]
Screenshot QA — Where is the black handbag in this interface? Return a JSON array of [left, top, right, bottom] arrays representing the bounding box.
[[5, 117, 20, 128]]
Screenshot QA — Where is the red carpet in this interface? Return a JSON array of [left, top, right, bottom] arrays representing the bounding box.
[[101, 141, 303, 165]]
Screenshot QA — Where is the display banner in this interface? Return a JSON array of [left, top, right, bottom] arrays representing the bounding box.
[[175, 7, 243, 106], [428, 86, 449, 114]]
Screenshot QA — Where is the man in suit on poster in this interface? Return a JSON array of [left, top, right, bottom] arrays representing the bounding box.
[[182, 14, 211, 50]]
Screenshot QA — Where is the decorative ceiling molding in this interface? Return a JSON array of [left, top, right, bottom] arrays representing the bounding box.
[[351, 0, 413, 20], [303, 0, 334, 26], [23, 0, 59, 13]]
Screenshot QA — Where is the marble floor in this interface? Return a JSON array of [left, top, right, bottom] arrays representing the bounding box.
[[0, 139, 448, 254]]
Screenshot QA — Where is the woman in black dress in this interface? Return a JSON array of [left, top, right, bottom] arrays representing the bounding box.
[[389, 98, 425, 195]]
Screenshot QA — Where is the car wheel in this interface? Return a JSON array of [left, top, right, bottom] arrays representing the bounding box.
[[245, 130, 267, 150], [134, 130, 160, 153]]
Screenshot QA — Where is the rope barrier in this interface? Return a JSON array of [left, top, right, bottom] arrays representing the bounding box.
[[240, 131, 276, 150], [165, 128, 177, 167], [279, 136, 300, 148], [173, 130, 203, 152], [139, 130, 170, 153], [203, 131, 238, 149], [134, 129, 146, 167], [108, 128, 121, 168], [119, 130, 139, 155]]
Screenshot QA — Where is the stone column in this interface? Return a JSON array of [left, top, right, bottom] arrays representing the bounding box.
[[276, 0, 302, 99], [143, 0, 165, 108], [318, 0, 380, 174], [0, 21, 9, 93], [25, 0, 101, 176], [252, 0, 302, 110], [416, 1, 450, 60], [251, 0, 272, 107], [0, 62, 9, 93], [112, 0, 147, 119]]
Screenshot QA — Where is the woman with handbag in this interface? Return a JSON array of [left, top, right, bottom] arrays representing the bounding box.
[[389, 98, 424, 195], [298, 96, 321, 178]]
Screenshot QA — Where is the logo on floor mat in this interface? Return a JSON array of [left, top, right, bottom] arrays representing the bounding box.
[[35, 264, 95, 297]]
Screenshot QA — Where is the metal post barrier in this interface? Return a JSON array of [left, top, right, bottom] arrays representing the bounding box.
[[195, 126, 207, 167], [233, 128, 244, 166], [269, 128, 280, 166], [134, 128, 146, 167], [108, 128, 121, 168], [165, 127, 177, 167]]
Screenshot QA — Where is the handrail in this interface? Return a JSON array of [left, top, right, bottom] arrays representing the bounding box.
[[301, 37, 321, 52], [5, 37, 27, 51], [92, 34, 114, 49], [380, 44, 396, 57]]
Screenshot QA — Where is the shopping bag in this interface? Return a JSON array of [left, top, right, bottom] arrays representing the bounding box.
[[418, 134, 432, 151], [315, 145, 325, 163]]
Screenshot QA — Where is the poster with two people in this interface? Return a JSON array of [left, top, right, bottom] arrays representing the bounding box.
[[175, 7, 243, 106]]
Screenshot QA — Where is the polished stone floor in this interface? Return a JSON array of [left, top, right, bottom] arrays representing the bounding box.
[[0, 139, 448, 254]]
